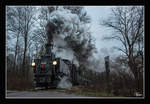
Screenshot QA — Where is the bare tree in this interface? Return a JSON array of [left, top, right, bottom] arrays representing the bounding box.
[[6, 6, 22, 71], [6, 6, 36, 77], [20, 6, 36, 77], [102, 6, 144, 93]]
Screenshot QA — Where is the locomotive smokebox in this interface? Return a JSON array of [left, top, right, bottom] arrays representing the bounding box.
[[45, 43, 53, 56]]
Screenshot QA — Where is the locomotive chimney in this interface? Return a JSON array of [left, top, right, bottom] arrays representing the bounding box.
[[45, 21, 57, 57]]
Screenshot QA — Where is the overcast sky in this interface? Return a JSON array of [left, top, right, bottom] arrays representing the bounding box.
[[7, 6, 123, 59], [85, 6, 122, 59]]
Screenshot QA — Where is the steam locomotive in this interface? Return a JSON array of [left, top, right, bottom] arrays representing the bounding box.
[[31, 43, 78, 89]]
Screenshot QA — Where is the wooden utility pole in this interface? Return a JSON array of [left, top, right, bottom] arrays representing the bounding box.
[[105, 56, 111, 94]]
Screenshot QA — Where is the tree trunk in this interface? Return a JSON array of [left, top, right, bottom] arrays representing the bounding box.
[[13, 32, 19, 71], [13, 11, 21, 71], [129, 61, 140, 93], [22, 33, 28, 77]]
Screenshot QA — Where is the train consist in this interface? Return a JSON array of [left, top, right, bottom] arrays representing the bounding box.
[[31, 43, 79, 89]]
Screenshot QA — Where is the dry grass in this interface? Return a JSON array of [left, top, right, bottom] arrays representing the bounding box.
[[7, 71, 34, 91], [64, 86, 116, 97]]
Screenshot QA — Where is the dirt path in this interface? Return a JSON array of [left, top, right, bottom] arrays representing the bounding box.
[[6, 90, 84, 98]]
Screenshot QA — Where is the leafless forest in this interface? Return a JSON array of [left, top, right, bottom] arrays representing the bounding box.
[[6, 6, 144, 97]]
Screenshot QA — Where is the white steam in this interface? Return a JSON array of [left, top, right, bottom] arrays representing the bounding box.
[[52, 34, 79, 67], [57, 76, 72, 90], [48, 8, 82, 67], [49, 7, 80, 38]]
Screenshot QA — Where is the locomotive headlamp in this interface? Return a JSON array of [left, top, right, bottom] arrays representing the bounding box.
[[53, 61, 57, 65], [32, 62, 35, 67]]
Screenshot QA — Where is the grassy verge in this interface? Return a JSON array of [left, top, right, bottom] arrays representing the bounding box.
[[63, 86, 119, 97]]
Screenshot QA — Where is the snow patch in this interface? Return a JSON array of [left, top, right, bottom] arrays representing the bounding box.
[[57, 76, 72, 90]]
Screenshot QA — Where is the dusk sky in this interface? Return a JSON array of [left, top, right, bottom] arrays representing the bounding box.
[[85, 6, 122, 58]]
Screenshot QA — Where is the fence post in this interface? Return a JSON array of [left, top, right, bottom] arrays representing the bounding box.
[[105, 56, 111, 94]]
